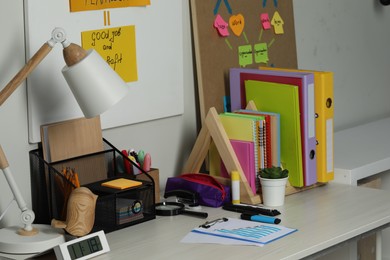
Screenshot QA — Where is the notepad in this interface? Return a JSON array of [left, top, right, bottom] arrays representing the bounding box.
[[101, 178, 143, 190]]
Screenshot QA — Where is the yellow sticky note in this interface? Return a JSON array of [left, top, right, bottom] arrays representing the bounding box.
[[271, 11, 284, 35], [70, 0, 150, 12], [82, 26, 138, 83], [102, 178, 142, 190]]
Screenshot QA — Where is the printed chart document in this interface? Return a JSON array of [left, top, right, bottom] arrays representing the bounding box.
[[181, 217, 297, 247]]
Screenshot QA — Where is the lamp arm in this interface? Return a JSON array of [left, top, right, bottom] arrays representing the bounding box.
[[0, 27, 71, 106], [0, 42, 53, 106], [0, 145, 35, 231], [0, 28, 84, 234]]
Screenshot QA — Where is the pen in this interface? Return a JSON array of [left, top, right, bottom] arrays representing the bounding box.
[[129, 149, 139, 163], [128, 155, 141, 175], [240, 213, 281, 224]]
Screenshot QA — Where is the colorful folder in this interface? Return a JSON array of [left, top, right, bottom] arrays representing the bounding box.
[[220, 112, 265, 174], [220, 140, 256, 194], [245, 80, 303, 187], [235, 111, 272, 168], [230, 68, 317, 186], [259, 67, 334, 183], [222, 112, 267, 172], [209, 113, 260, 193]]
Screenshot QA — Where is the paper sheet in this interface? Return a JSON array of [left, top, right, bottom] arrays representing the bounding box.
[[181, 217, 296, 247]]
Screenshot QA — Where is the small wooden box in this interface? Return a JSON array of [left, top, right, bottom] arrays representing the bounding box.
[[137, 168, 160, 203]]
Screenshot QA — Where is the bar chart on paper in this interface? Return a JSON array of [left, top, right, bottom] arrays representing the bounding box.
[[219, 225, 282, 239], [191, 218, 297, 245]]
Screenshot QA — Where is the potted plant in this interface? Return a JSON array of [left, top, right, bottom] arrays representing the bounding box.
[[258, 166, 289, 207]]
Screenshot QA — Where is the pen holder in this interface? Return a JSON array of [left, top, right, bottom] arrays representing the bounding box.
[[29, 138, 156, 233]]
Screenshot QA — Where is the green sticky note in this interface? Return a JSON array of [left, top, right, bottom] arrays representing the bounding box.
[[254, 43, 269, 64], [238, 45, 253, 67]]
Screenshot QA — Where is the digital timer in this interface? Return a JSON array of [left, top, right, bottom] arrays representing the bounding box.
[[54, 230, 110, 260]]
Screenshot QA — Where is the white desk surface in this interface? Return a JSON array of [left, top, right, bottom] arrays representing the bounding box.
[[334, 117, 390, 184], [93, 183, 390, 260]]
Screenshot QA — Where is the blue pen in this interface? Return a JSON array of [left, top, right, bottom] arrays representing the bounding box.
[[240, 213, 281, 224]]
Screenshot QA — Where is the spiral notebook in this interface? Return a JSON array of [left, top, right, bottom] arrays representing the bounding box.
[[237, 109, 281, 167]]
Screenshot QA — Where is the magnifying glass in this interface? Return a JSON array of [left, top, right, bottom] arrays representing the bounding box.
[[155, 201, 208, 218]]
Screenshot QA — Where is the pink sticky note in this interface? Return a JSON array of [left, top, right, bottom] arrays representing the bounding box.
[[213, 14, 229, 37], [260, 13, 271, 30]]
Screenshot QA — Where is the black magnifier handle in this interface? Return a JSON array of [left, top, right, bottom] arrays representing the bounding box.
[[182, 209, 208, 218]]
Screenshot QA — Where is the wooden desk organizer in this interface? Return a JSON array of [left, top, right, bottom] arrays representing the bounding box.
[[183, 103, 322, 205]]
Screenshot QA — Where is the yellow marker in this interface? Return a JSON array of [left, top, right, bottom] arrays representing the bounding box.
[[231, 171, 240, 204]]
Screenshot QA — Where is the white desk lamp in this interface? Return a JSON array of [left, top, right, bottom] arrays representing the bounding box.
[[0, 28, 128, 254]]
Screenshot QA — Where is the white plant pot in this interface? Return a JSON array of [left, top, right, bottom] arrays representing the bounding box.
[[259, 176, 288, 207]]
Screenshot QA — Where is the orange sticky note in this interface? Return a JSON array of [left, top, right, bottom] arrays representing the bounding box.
[[101, 178, 142, 190], [229, 14, 245, 36]]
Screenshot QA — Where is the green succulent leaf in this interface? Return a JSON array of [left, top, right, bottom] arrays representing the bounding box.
[[258, 166, 289, 179]]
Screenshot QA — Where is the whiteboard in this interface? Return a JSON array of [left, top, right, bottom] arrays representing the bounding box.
[[24, 0, 184, 143]]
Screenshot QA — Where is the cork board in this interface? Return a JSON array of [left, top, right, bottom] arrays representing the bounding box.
[[190, 0, 298, 121]]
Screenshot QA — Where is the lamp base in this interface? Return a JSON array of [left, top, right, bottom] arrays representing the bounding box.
[[0, 224, 65, 254]]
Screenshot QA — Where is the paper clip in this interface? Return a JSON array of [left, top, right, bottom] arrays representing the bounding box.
[[199, 217, 228, 229]]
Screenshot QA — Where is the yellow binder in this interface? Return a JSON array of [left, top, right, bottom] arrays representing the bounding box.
[[259, 67, 334, 183]]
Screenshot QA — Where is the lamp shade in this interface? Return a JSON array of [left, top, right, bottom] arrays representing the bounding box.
[[62, 49, 128, 118]]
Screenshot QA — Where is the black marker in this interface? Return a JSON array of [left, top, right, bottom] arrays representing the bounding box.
[[222, 203, 281, 216], [241, 213, 281, 224]]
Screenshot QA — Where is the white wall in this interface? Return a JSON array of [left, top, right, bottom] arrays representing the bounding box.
[[0, 0, 32, 227], [0, 1, 197, 227], [1, 0, 390, 231], [293, 0, 390, 131]]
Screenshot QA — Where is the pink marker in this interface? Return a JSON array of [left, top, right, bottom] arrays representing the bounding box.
[[143, 153, 151, 172]]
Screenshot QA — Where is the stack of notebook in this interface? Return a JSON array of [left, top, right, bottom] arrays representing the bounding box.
[[210, 67, 334, 190]]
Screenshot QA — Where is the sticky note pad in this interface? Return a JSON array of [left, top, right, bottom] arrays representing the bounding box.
[[101, 178, 143, 190]]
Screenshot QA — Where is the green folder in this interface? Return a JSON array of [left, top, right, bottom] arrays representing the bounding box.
[[245, 80, 303, 187]]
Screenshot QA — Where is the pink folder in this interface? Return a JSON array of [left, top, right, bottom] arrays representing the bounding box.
[[220, 139, 256, 194]]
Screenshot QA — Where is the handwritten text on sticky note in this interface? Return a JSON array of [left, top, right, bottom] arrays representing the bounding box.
[[70, 0, 150, 12], [271, 11, 284, 34], [214, 14, 229, 37], [254, 43, 269, 64], [82, 26, 138, 83], [229, 14, 245, 36], [238, 45, 253, 67], [260, 13, 271, 30]]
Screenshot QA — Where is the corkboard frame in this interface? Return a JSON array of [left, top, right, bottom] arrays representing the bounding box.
[[190, 0, 298, 121]]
